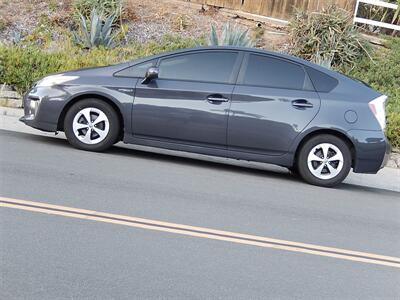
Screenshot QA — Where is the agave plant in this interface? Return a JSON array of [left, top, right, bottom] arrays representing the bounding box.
[[209, 23, 254, 47], [73, 8, 116, 49]]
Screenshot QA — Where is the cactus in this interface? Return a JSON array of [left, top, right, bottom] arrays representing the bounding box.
[[73, 8, 116, 48], [208, 23, 254, 47]]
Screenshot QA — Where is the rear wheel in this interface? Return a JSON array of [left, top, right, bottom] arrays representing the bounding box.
[[297, 134, 352, 187], [64, 99, 120, 152]]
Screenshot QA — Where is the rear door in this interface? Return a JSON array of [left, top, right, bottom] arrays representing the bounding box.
[[132, 50, 242, 148], [228, 53, 320, 156]]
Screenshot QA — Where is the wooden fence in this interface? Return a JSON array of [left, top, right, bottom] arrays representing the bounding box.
[[190, 0, 357, 20]]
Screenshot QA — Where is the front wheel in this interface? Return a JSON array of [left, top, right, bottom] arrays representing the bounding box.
[[297, 134, 352, 187], [64, 99, 120, 152]]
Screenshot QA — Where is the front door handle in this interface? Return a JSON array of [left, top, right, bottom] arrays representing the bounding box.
[[207, 95, 229, 103], [292, 99, 313, 109]]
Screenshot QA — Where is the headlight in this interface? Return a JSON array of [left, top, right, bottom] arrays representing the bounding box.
[[36, 74, 78, 87]]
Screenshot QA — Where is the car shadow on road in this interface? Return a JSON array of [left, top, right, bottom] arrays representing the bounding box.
[[2, 129, 299, 182], [109, 143, 298, 181], [4, 129, 398, 195]]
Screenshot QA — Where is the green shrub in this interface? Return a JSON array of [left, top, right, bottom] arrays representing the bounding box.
[[289, 5, 369, 68], [133, 35, 201, 57], [208, 23, 254, 47], [0, 35, 201, 95], [342, 38, 400, 148], [0, 46, 66, 94]]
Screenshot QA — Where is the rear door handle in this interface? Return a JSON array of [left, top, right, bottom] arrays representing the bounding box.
[[292, 99, 313, 109], [207, 95, 229, 103]]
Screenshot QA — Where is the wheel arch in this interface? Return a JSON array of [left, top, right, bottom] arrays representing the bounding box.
[[293, 129, 356, 168], [57, 93, 124, 138]]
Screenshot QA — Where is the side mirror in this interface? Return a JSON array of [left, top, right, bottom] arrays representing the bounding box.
[[142, 67, 159, 84]]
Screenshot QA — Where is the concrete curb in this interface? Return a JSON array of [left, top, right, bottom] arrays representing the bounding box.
[[1, 106, 399, 192], [0, 106, 23, 117]]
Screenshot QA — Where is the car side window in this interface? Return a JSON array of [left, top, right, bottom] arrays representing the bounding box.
[[305, 66, 338, 92], [115, 60, 157, 78], [243, 54, 306, 90], [158, 52, 238, 84]]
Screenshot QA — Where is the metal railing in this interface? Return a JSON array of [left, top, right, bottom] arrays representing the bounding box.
[[353, 0, 400, 31]]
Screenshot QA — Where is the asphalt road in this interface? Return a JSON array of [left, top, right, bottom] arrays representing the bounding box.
[[1, 128, 400, 299]]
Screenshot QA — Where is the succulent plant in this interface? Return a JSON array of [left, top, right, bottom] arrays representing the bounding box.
[[73, 8, 116, 49], [12, 31, 23, 45], [314, 51, 335, 69], [208, 23, 254, 47]]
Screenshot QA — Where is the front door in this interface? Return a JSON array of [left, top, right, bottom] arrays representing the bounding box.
[[228, 53, 321, 156], [132, 50, 241, 148]]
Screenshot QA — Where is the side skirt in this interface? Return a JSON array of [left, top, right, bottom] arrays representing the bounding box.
[[123, 134, 294, 168]]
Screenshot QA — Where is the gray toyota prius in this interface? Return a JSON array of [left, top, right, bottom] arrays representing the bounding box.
[[20, 46, 391, 187]]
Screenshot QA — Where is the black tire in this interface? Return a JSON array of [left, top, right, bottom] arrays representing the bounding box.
[[64, 99, 120, 152], [288, 166, 299, 176], [297, 134, 352, 187]]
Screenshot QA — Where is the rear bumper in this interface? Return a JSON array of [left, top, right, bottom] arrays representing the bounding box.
[[381, 137, 392, 168], [348, 129, 391, 174]]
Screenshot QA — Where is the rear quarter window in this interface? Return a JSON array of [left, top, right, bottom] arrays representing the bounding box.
[[305, 67, 338, 92]]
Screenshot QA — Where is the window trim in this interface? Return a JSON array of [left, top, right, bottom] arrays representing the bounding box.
[[114, 59, 159, 78], [236, 52, 314, 91], [156, 50, 244, 85]]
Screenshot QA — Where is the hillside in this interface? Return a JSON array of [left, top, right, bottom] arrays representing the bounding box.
[[0, 0, 288, 49]]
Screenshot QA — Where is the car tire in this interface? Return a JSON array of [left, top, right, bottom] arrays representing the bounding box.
[[64, 99, 120, 152], [288, 166, 299, 176], [297, 134, 352, 187]]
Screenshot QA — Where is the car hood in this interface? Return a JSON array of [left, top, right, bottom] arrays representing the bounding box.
[[62, 61, 131, 77]]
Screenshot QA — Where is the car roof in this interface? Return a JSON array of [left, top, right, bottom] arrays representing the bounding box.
[[133, 46, 297, 63]]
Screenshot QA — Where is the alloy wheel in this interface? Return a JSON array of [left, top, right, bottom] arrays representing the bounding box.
[[72, 107, 110, 145], [307, 143, 344, 180]]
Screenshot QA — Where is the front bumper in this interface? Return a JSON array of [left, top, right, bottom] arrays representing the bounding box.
[[19, 116, 57, 132], [19, 87, 59, 132]]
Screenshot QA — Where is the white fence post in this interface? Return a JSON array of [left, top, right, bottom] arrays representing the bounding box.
[[353, 0, 400, 31]]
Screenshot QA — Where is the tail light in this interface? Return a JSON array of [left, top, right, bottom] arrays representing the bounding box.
[[369, 95, 387, 130]]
